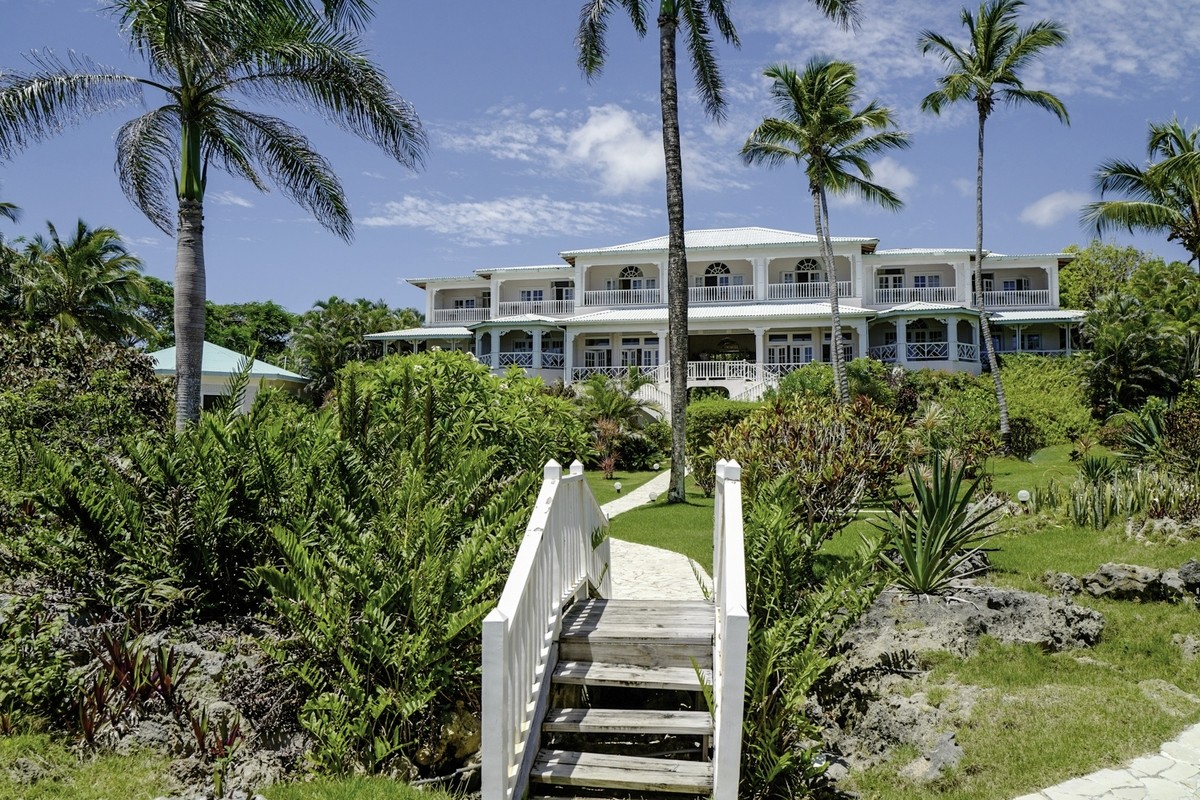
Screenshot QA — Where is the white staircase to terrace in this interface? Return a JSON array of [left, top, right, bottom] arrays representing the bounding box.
[[482, 460, 748, 800]]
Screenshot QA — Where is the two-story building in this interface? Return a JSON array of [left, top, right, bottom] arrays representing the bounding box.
[[369, 227, 1084, 402]]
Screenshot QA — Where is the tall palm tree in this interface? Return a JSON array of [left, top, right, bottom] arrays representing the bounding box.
[[742, 59, 910, 405], [577, 0, 857, 502], [0, 0, 424, 430], [19, 219, 153, 343], [919, 0, 1068, 443], [1082, 118, 1200, 267]]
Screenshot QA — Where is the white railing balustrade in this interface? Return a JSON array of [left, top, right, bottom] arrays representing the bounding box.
[[571, 364, 666, 382], [868, 344, 898, 362], [957, 342, 979, 361], [766, 280, 851, 300], [761, 362, 812, 378], [431, 308, 491, 325], [581, 288, 663, 306], [686, 360, 758, 381], [974, 289, 1052, 307], [497, 352, 534, 368], [633, 383, 672, 418], [497, 299, 575, 317], [688, 285, 756, 304], [540, 352, 565, 369], [482, 460, 610, 800], [712, 460, 749, 800], [907, 342, 949, 360], [873, 286, 958, 305], [995, 347, 1071, 357]]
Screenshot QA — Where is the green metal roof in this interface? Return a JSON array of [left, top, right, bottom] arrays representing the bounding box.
[[148, 342, 307, 383]]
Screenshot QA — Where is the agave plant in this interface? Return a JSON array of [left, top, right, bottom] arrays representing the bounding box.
[[880, 454, 1006, 595]]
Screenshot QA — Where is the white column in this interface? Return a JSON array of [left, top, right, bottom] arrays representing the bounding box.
[[852, 319, 868, 359], [575, 261, 586, 306], [564, 330, 576, 384], [955, 261, 971, 304], [896, 318, 908, 365], [657, 329, 668, 374], [657, 260, 668, 302], [947, 317, 959, 362], [532, 328, 543, 372], [851, 253, 864, 298], [491, 279, 502, 317], [474, 331, 483, 357], [1047, 265, 1058, 307], [1065, 324, 1073, 354], [1015, 324, 1024, 352], [428, 288, 438, 323], [752, 258, 768, 301], [753, 327, 765, 371]]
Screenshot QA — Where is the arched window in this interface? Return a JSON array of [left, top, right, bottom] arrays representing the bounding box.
[[796, 258, 821, 271], [620, 265, 644, 279], [705, 262, 731, 275], [786, 257, 825, 285], [612, 265, 655, 292], [701, 261, 740, 288]]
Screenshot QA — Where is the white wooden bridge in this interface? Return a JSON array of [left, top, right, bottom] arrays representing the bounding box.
[[482, 460, 749, 799]]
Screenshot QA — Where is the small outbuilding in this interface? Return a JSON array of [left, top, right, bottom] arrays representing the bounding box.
[[148, 341, 307, 413]]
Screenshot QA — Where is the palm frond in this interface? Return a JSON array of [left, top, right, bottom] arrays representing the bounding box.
[[999, 86, 1068, 123], [216, 107, 351, 240], [115, 107, 181, 234], [679, 0, 727, 121], [577, 0, 648, 76]]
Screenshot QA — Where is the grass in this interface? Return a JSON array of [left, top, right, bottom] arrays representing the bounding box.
[[840, 445, 1200, 800], [265, 776, 458, 800], [605, 476, 715, 574], [0, 734, 171, 800], [584, 466, 665, 506]]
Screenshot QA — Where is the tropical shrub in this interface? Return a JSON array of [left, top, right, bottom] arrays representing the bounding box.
[[572, 372, 663, 472], [685, 397, 760, 493], [880, 455, 1006, 595], [1068, 468, 1200, 530], [0, 594, 73, 730], [769, 357, 897, 406], [711, 396, 906, 505], [1007, 415, 1046, 461]]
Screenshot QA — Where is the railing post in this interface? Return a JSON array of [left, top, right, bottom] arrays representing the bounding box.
[[712, 459, 748, 800], [482, 608, 509, 800]]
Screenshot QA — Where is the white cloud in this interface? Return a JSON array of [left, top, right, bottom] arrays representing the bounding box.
[[1018, 190, 1091, 228], [211, 191, 254, 208], [952, 178, 974, 198], [361, 194, 652, 246], [361, 171, 387, 180], [123, 235, 160, 246], [564, 105, 664, 195], [829, 157, 917, 209]]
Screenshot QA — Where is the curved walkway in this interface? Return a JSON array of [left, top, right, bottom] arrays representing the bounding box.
[[1014, 724, 1200, 799], [594, 471, 1200, 800], [599, 470, 710, 602]]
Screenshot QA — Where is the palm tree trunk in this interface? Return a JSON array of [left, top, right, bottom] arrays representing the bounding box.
[[815, 186, 849, 404], [974, 106, 1009, 443], [659, 9, 688, 503], [174, 198, 206, 430]]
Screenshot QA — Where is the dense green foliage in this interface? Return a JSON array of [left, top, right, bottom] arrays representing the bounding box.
[[769, 357, 897, 405], [573, 373, 666, 474], [1059, 241, 1150, 310], [685, 397, 761, 493]]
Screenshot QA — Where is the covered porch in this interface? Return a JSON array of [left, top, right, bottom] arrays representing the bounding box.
[[472, 316, 567, 379], [989, 310, 1087, 357], [867, 306, 982, 374]]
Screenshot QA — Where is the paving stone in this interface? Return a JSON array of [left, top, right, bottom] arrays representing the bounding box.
[[1160, 741, 1200, 764], [1159, 759, 1200, 784], [1136, 776, 1196, 799], [1127, 754, 1174, 777], [1099, 785, 1148, 800]]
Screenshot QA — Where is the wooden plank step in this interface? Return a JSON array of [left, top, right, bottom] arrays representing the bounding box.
[[553, 661, 711, 691], [543, 708, 712, 736], [558, 640, 712, 669], [564, 599, 713, 623], [560, 624, 713, 643], [531, 749, 712, 794]]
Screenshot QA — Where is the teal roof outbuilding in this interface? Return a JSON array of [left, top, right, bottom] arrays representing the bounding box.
[[148, 341, 307, 383]]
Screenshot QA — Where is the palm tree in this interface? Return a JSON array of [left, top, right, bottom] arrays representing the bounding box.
[[0, 0, 425, 430], [577, 0, 857, 502], [19, 219, 153, 343], [1082, 118, 1200, 267], [0, 186, 18, 324], [919, 0, 1068, 443], [742, 59, 910, 404]]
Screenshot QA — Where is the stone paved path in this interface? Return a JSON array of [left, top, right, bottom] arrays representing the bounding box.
[[599, 471, 710, 602], [1014, 723, 1200, 799]]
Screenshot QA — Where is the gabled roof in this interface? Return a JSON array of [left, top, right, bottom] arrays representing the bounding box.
[[148, 342, 306, 383], [364, 327, 473, 340], [560, 302, 875, 326], [560, 227, 877, 260]]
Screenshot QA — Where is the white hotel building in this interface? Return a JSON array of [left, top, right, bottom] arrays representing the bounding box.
[[370, 227, 1085, 402]]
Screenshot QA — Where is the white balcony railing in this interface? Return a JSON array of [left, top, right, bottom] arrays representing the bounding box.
[[767, 281, 851, 301], [687, 360, 759, 381], [975, 289, 1052, 307], [995, 347, 1072, 357], [688, 285, 755, 304], [540, 352, 565, 369], [761, 362, 813, 378], [581, 288, 663, 306], [431, 308, 491, 325], [483, 352, 566, 370], [873, 286, 958, 305], [497, 299, 575, 317], [868, 344, 898, 362], [571, 364, 666, 382], [957, 342, 979, 362], [907, 342, 950, 360]]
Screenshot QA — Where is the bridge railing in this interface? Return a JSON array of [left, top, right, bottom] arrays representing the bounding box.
[[712, 460, 749, 800], [481, 460, 609, 800]]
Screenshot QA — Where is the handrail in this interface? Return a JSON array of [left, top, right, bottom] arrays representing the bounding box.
[[482, 460, 610, 800], [712, 460, 749, 800]]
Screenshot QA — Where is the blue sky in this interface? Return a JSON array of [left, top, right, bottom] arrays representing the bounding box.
[[1, 0, 1196, 312]]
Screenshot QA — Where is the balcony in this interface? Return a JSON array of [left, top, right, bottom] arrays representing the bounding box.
[[431, 308, 490, 325], [767, 281, 851, 301], [481, 352, 566, 369], [869, 342, 975, 362], [957, 342, 979, 362], [572, 364, 667, 382], [497, 299, 574, 317], [688, 285, 755, 304], [873, 286, 958, 305], [975, 289, 1053, 307], [581, 288, 663, 306]]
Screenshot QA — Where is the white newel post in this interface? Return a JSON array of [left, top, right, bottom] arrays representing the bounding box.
[[712, 460, 748, 800], [896, 318, 909, 365]]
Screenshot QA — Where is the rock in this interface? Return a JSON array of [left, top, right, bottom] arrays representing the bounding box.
[[1042, 571, 1082, 596], [1174, 634, 1200, 662], [1138, 678, 1200, 718], [1082, 563, 1182, 602], [1180, 559, 1200, 592], [899, 732, 963, 783]]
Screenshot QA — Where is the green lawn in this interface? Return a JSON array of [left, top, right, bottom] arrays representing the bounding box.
[[266, 777, 457, 800], [0, 734, 171, 800], [605, 477, 715, 574], [584, 466, 665, 506]]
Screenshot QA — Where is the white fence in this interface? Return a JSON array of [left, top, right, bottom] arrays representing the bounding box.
[[975, 289, 1052, 307], [687, 360, 759, 381], [766, 280, 851, 301], [873, 286, 957, 304], [712, 460, 749, 800], [431, 308, 491, 325], [481, 460, 610, 800], [497, 299, 575, 317], [581, 288, 663, 306], [689, 284, 756, 304]]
